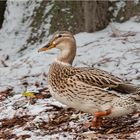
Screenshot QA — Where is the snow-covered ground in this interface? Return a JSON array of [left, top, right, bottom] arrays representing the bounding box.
[[0, 1, 140, 140]]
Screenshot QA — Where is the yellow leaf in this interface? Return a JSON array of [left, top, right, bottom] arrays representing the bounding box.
[[22, 91, 36, 98]]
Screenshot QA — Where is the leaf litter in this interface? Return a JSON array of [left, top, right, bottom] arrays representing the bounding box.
[[0, 87, 139, 139]]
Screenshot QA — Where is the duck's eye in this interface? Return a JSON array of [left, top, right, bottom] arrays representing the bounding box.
[[57, 34, 62, 38]]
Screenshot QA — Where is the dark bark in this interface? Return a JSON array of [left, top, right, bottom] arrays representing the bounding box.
[[123, 1, 140, 21], [0, 1, 7, 29]]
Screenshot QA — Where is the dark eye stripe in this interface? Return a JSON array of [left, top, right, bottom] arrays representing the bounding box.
[[58, 34, 62, 38]]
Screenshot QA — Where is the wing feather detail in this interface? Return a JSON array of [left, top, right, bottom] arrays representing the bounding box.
[[69, 67, 139, 95]]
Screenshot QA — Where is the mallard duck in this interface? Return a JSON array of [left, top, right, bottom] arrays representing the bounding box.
[[38, 31, 140, 127]]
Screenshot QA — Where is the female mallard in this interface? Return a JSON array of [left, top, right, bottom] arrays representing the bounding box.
[[38, 31, 140, 127]]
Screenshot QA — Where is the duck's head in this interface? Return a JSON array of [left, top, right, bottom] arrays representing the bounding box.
[[38, 31, 76, 65]]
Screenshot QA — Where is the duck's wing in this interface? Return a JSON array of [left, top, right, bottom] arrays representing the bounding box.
[[65, 79, 117, 104], [70, 67, 139, 94]]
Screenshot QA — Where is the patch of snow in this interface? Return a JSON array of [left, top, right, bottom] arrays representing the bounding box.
[[134, 0, 139, 5], [113, 1, 126, 18], [27, 104, 47, 115], [112, 20, 140, 32]]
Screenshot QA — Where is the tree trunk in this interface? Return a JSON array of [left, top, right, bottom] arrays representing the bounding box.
[[0, 1, 7, 29], [49, 1, 109, 34], [83, 1, 109, 32]]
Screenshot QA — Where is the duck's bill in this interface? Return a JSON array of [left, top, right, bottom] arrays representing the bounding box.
[[38, 42, 55, 52]]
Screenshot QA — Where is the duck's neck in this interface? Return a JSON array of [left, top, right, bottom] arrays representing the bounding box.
[[56, 42, 76, 65], [54, 58, 72, 66]]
